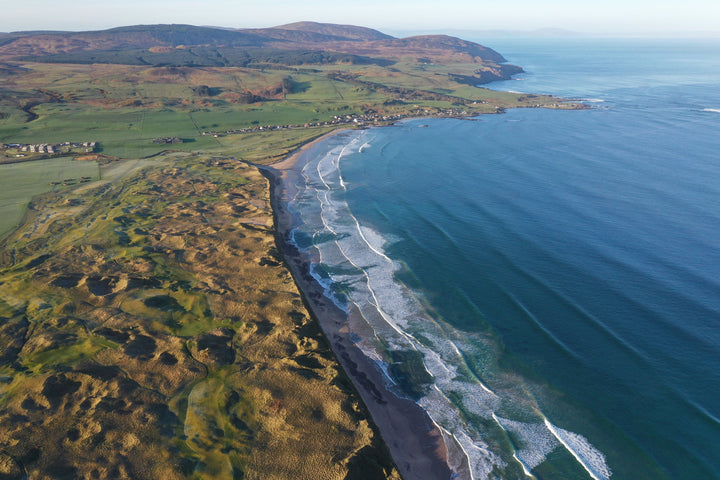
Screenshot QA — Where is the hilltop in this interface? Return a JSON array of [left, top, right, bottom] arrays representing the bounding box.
[[0, 22, 517, 79], [261, 21, 394, 41]]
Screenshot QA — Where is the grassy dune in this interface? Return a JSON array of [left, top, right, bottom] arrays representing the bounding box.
[[0, 153, 399, 479]]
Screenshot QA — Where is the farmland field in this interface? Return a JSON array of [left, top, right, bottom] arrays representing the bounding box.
[[0, 157, 99, 237]]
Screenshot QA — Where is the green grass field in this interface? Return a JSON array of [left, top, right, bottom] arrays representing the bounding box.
[[0, 59, 582, 164], [0, 157, 100, 237]]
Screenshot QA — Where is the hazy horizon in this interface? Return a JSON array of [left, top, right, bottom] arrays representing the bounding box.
[[2, 0, 719, 38], [2, 23, 719, 41]]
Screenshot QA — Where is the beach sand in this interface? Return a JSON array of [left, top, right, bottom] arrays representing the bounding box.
[[263, 132, 466, 480]]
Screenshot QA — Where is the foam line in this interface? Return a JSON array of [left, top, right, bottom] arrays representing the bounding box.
[[492, 414, 536, 479], [450, 429, 477, 480], [336, 142, 350, 190], [314, 158, 413, 343], [446, 338, 496, 396], [544, 419, 612, 480], [437, 424, 475, 480], [287, 131, 616, 480]]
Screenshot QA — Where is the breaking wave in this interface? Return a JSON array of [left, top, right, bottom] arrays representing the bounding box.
[[286, 129, 613, 480]]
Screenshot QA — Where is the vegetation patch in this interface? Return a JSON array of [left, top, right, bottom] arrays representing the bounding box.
[[144, 294, 184, 312], [0, 157, 99, 238], [0, 151, 399, 479]]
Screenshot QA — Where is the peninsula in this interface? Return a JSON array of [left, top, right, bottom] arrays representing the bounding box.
[[0, 22, 583, 479]]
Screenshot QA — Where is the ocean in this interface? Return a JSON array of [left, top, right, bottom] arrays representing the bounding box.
[[283, 38, 720, 479]]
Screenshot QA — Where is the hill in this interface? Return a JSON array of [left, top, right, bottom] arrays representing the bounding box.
[[273, 21, 394, 41], [0, 24, 270, 57], [379, 35, 507, 62], [0, 22, 515, 76]]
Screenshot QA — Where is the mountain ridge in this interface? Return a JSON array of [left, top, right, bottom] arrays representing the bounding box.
[[272, 21, 394, 41], [0, 22, 511, 67]]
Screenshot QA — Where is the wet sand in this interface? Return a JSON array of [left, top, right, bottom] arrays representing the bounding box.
[[262, 132, 464, 480]]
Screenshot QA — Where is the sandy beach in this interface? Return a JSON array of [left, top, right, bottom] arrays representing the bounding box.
[[262, 132, 464, 480]]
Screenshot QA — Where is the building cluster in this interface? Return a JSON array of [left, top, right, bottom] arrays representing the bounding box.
[[200, 113, 398, 137], [152, 137, 184, 144], [0, 141, 97, 155], [200, 109, 477, 138]]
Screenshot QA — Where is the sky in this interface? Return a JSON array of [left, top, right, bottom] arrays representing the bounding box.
[[2, 0, 719, 37]]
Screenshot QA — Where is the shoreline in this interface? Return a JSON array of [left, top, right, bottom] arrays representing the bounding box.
[[261, 129, 464, 480]]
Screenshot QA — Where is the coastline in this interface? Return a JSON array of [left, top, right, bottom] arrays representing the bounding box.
[[262, 130, 465, 480]]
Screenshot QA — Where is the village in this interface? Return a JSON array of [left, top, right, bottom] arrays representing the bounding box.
[[200, 107, 481, 138], [0, 105, 512, 162], [0, 141, 97, 162]]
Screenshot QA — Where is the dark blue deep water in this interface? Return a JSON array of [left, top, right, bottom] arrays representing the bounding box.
[[287, 39, 720, 480]]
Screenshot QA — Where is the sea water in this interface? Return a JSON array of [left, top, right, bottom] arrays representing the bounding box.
[[285, 38, 720, 479]]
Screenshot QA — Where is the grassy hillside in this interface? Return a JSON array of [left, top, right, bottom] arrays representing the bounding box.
[[18, 47, 385, 68], [0, 157, 100, 237], [0, 59, 579, 161], [0, 22, 513, 69]]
